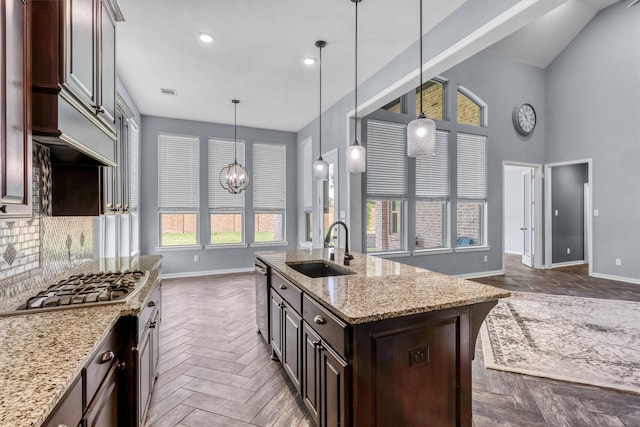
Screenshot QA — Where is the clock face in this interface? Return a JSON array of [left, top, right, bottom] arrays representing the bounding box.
[[513, 103, 536, 136]]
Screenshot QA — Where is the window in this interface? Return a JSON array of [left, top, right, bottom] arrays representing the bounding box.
[[415, 130, 449, 249], [415, 80, 444, 120], [457, 86, 486, 127], [300, 137, 313, 244], [158, 134, 200, 246], [457, 133, 487, 247], [382, 97, 402, 113], [366, 120, 407, 252], [253, 143, 286, 243], [208, 138, 245, 245]]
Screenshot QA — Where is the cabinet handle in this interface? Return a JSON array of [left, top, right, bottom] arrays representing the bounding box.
[[314, 315, 327, 325], [148, 300, 156, 307], [149, 321, 157, 329], [279, 303, 286, 309], [57, 424, 69, 427], [99, 351, 115, 364], [279, 284, 287, 290], [0, 205, 6, 213], [312, 340, 320, 347], [93, 104, 105, 115]]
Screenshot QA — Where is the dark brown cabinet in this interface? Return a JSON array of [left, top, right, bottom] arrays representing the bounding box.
[[0, 0, 32, 217], [83, 361, 120, 427]]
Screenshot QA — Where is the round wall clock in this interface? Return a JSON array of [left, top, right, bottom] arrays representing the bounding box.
[[512, 103, 536, 136]]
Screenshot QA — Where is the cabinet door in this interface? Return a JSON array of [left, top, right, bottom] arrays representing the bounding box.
[[282, 305, 302, 392], [84, 361, 120, 427], [1, 0, 31, 215], [150, 308, 160, 383], [64, 0, 96, 109], [320, 344, 348, 427], [98, 0, 116, 127], [270, 291, 283, 361], [302, 322, 320, 424], [138, 327, 152, 426]]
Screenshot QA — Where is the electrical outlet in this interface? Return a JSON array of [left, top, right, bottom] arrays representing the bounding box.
[[483, 255, 488, 263], [567, 248, 571, 254], [615, 258, 622, 266], [194, 255, 199, 262]]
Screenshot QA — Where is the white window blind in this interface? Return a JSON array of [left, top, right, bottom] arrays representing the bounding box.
[[158, 134, 200, 209], [416, 130, 449, 198], [253, 143, 286, 211], [208, 138, 245, 210], [366, 120, 407, 197], [457, 133, 487, 199], [129, 121, 139, 210], [302, 138, 312, 209]]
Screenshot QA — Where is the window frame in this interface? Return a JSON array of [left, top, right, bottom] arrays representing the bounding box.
[[252, 142, 287, 246], [365, 198, 407, 254], [456, 85, 488, 127], [456, 132, 488, 249]]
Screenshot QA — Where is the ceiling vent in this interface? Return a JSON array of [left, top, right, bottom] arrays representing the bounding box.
[[160, 88, 177, 96]]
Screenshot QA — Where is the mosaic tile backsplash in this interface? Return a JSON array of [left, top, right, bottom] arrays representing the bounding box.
[[0, 144, 95, 300]]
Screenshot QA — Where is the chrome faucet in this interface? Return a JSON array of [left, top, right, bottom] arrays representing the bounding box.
[[324, 221, 354, 265]]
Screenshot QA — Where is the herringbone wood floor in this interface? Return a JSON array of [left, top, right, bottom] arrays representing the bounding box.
[[147, 259, 640, 426]]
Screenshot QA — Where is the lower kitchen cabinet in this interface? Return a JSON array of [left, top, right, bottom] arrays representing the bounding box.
[[270, 288, 302, 392], [84, 361, 120, 427]]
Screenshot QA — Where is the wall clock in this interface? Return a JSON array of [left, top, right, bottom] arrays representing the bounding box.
[[512, 103, 536, 136]]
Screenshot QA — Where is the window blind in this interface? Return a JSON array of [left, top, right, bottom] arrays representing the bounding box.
[[366, 120, 407, 197], [416, 130, 449, 198], [457, 133, 487, 199], [208, 138, 245, 210], [253, 143, 286, 211], [129, 121, 139, 210], [158, 134, 200, 209], [302, 138, 312, 209]]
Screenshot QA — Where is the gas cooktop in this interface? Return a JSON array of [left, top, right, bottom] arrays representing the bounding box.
[[15, 270, 149, 313]]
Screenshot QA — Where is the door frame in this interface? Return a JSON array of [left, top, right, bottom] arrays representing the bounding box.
[[315, 148, 339, 248], [502, 161, 543, 270], [544, 159, 593, 274]]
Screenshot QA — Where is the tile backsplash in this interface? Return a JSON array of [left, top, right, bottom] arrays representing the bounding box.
[[0, 144, 95, 300]]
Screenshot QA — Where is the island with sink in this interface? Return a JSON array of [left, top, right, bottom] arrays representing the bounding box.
[[255, 248, 509, 427]]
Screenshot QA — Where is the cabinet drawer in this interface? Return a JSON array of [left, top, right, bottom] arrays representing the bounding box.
[[84, 326, 118, 407], [139, 280, 161, 339], [272, 272, 302, 314], [303, 295, 348, 357], [43, 376, 82, 427]]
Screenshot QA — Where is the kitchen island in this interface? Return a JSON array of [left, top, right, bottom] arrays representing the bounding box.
[[256, 249, 509, 427]]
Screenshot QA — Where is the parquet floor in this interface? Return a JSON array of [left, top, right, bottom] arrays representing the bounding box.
[[146, 258, 640, 426]]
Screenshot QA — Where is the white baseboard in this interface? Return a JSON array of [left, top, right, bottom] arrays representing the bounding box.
[[551, 260, 586, 268], [162, 267, 254, 279], [590, 272, 640, 285], [455, 269, 505, 279], [504, 250, 522, 255]]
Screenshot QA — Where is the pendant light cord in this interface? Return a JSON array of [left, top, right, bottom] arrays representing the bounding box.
[[354, 0, 359, 145], [233, 100, 238, 163], [419, 0, 424, 115], [319, 43, 323, 157]]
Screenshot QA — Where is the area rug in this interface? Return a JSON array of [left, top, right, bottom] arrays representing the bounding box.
[[480, 292, 640, 394]]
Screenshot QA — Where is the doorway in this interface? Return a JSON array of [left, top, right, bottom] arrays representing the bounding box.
[[315, 149, 339, 247], [503, 162, 543, 271], [544, 160, 592, 272]]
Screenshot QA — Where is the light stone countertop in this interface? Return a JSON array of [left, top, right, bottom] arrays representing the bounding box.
[[256, 249, 510, 324], [0, 255, 162, 427]]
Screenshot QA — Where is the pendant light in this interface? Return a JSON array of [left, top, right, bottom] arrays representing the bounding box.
[[313, 40, 329, 181], [407, 0, 436, 158], [219, 99, 250, 194], [346, 0, 366, 173]]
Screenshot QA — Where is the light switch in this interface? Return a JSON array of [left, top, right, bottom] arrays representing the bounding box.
[[340, 210, 346, 220], [594, 209, 599, 217], [555, 210, 559, 216]]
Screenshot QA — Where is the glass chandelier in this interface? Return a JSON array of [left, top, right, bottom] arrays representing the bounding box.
[[407, 0, 436, 158], [219, 99, 250, 194], [313, 40, 329, 181]]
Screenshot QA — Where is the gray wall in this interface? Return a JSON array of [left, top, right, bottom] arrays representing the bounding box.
[[140, 115, 297, 275], [546, 3, 640, 279], [551, 164, 588, 264]]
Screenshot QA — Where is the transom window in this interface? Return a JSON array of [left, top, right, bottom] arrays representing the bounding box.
[[415, 80, 444, 120], [457, 85, 486, 127]]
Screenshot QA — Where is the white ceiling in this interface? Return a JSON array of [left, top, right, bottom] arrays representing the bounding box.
[[116, 0, 621, 133]]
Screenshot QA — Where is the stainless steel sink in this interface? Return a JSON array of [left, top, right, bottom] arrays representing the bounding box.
[[286, 261, 356, 278]]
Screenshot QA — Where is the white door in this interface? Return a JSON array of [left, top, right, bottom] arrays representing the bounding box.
[[521, 169, 534, 267]]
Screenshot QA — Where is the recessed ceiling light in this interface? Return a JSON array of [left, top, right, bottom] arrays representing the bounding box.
[[199, 33, 214, 43], [303, 57, 317, 66]]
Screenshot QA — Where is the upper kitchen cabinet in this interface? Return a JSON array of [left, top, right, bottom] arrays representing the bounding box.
[[31, 0, 124, 166], [0, 0, 33, 217]]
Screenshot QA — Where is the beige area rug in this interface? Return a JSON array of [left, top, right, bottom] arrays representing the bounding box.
[[481, 292, 640, 394]]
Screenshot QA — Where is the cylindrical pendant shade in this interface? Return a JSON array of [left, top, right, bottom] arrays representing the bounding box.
[[407, 115, 436, 158], [313, 158, 329, 180], [347, 144, 366, 173]]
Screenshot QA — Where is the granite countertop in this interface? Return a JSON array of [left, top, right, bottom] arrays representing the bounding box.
[[0, 255, 162, 427], [256, 249, 510, 324]]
